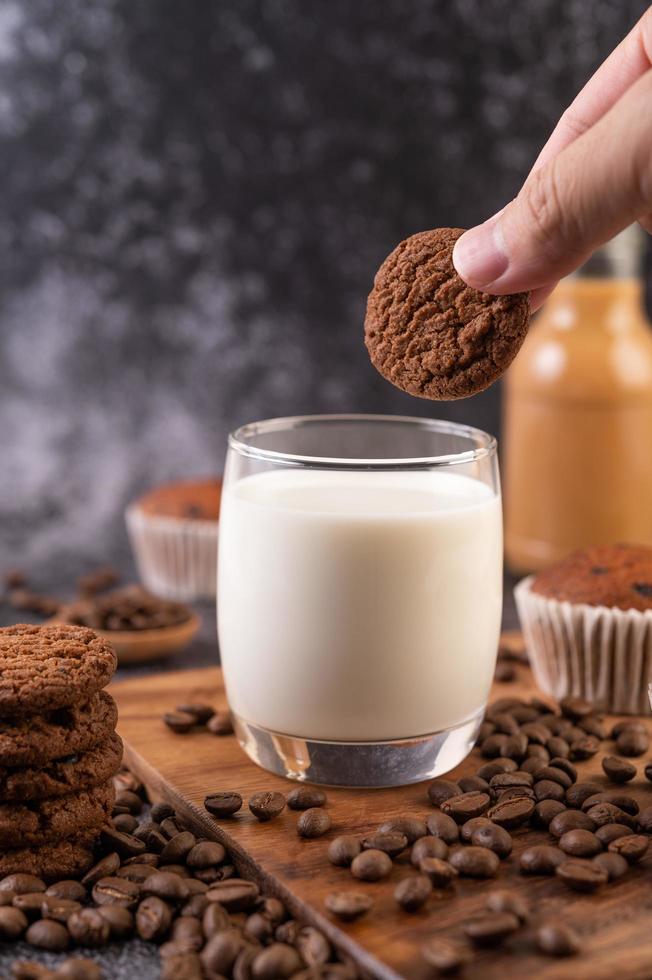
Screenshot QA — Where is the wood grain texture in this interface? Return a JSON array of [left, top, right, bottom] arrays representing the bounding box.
[[112, 640, 652, 980]]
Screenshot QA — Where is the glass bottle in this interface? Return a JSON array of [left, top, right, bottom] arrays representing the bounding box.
[[503, 225, 652, 573]]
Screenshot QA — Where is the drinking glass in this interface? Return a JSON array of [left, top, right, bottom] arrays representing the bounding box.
[[217, 415, 502, 787]]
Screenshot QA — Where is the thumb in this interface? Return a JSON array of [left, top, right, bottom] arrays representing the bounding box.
[[453, 69, 652, 298]]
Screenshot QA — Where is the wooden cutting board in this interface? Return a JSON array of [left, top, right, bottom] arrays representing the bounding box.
[[111, 636, 652, 980]]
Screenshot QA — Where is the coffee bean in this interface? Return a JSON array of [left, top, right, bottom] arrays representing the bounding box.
[[556, 858, 608, 892], [486, 796, 534, 829], [644, 762, 652, 782], [600, 756, 635, 785], [203, 791, 243, 818], [117, 863, 156, 885], [548, 757, 577, 781], [40, 896, 81, 924], [611, 719, 647, 739], [163, 711, 196, 733], [97, 905, 134, 940], [205, 879, 260, 912], [297, 807, 331, 839], [459, 817, 491, 844], [324, 890, 372, 923], [100, 825, 146, 858], [81, 853, 121, 888], [559, 829, 602, 858], [441, 792, 491, 823], [67, 908, 111, 946], [533, 765, 572, 789], [133, 822, 167, 853], [151, 803, 176, 823], [363, 832, 408, 857], [56, 958, 104, 980], [180, 894, 208, 919], [275, 920, 299, 945], [495, 786, 535, 803], [233, 948, 258, 980], [160, 831, 196, 864], [560, 696, 594, 720], [500, 733, 528, 761], [251, 942, 303, 979], [485, 889, 529, 923], [520, 722, 550, 745], [533, 800, 566, 828], [582, 792, 638, 815], [418, 857, 457, 887], [207, 711, 234, 736], [463, 912, 520, 947], [202, 902, 230, 938], [45, 878, 87, 902], [327, 836, 361, 867], [185, 841, 226, 869], [160, 950, 202, 980], [494, 662, 516, 682], [458, 776, 490, 794], [176, 703, 215, 725], [286, 787, 327, 810], [259, 896, 286, 926], [410, 837, 448, 868], [291, 927, 329, 971], [350, 849, 392, 882], [13, 893, 48, 920], [92, 877, 140, 909], [524, 746, 550, 765], [249, 792, 286, 822], [481, 733, 508, 758], [585, 803, 636, 829], [168, 914, 205, 953], [113, 813, 139, 834], [141, 871, 190, 904], [608, 834, 649, 863], [421, 938, 468, 975], [0, 892, 14, 907], [158, 864, 190, 877], [638, 804, 652, 833], [569, 736, 600, 761], [595, 823, 631, 846], [0, 906, 28, 939], [0, 875, 45, 895], [489, 772, 533, 791], [549, 809, 596, 837], [536, 921, 582, 957], [565, 782, 603, 809], [471, 823, 512, 859], [115, 790, 143, 815], [476, 759, 518, 781], [449, 846, 499, 878], [425, 811, 459, 844], [245, 911, 274, 944], [394, 874, 432, 911], [617, 728, 649, 757], [200, 927, 245, 976], [378, 816, 427, 844], [519, 845, 565, 875], [533, 780, 566, 803], [427, 779, 461, 807], [158, 816, 182, 839], [546, 736, 570, 758], [579, 715, 606, 740], [592, 852, 629, 881], [25, 918, 69, 951], [136, 895, 173, 942], [489, 712, 520, 735]]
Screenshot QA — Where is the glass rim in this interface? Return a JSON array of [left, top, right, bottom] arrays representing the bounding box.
[[228, 414, 497, 469]]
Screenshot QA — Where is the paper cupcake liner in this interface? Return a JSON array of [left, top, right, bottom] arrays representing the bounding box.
[[515, 576, 652, 715], [126, 505, 218, 601]]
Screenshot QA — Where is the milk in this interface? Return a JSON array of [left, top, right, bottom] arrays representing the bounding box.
[[217, 468, 502, 742]]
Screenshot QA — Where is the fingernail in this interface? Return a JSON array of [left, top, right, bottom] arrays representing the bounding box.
[[453, 218, 509, 289]]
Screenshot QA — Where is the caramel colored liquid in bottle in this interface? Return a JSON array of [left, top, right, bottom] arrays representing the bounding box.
[[504, 228, 652, 573]]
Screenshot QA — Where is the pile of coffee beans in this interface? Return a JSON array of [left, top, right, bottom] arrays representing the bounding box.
[[3, 769, 359, 980], [59, 586, 191, 632]]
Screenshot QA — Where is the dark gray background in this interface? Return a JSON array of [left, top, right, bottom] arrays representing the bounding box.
[[1, 0, 650, 592]]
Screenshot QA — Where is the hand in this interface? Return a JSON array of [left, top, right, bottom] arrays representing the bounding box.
[[453, 8, 652, 310]]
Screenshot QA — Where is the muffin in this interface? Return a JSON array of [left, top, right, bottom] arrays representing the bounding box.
[[515, 544, 652, 714], [126, 478, 221, 601]]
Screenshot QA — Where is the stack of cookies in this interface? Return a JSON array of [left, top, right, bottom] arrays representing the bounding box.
[[0, 624, 121, 880]]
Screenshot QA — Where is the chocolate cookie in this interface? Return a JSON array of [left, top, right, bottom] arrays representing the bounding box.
[[0, 732, 123, 801], [0, 781, 115, 847], [0, 624, 117, 716], [0, 691, 118, 767], [0, 834, 96, 881], [364, 228, 530, 400]]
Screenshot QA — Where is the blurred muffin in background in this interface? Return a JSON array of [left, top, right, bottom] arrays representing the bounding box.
[[515, 544, 652, 714], [126, 478, 221, 601]]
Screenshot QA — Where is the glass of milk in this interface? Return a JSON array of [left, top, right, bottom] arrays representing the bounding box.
[[218, 415, 502, 787]]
